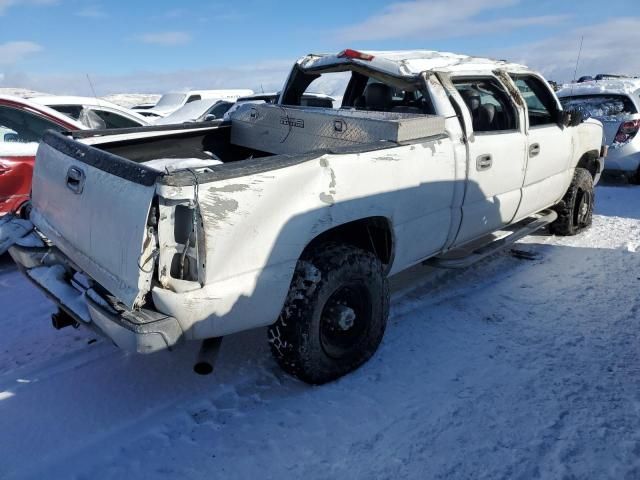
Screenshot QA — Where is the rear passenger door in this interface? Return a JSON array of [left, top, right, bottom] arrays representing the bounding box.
[[508, 74, 573, 220], [451, 76, 527, 245]]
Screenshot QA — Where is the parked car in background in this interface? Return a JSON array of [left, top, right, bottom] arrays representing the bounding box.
[[30, 96, 150, 129], [153, 98, 234, 125], [577, 74, 636, 84], [0, 95, 84, 216], [143, 89, 253, 119], [594, 74, 636, 81], [131, 103, 157, 111], [248, 91, 336, 107], [557, 79, 640, 182], [223, 92, 336, 119]]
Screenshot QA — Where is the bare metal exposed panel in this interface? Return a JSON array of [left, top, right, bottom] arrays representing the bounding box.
[[230, 104, 446, 155]]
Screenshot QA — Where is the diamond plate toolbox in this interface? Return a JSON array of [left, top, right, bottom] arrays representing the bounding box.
[[230, 104, 446, 155]]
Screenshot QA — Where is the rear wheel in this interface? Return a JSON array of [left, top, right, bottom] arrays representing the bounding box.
[[550, 168, 594, 236], [268, 243, 389, 384]]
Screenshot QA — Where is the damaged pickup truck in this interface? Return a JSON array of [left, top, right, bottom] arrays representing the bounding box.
[[5, 49, 605, 384]]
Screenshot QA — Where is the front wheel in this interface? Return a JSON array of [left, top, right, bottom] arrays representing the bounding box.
[[550, 168, 594, 236], [268, 243, 389, 384]]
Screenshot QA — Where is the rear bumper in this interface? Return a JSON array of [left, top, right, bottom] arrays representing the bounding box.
[[9, 241, 183, 354], [603, 146, 640, 173]]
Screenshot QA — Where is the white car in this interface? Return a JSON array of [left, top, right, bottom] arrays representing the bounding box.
[[6, 49, 605, 384], [153, 98, 234, 125], [131, 103, 157, 111], [30, 96, 150, 129], [143, 89, 253, 118], [222, 92, 336, 120], [557, 79, 640, 183]]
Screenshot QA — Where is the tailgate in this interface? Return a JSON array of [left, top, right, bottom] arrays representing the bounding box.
[[30, 132, 161, 309]]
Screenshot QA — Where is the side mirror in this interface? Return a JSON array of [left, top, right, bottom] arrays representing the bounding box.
[[204, 114, 217, 121], [558, 109, 585, 127], [3, 133, 19, 142]]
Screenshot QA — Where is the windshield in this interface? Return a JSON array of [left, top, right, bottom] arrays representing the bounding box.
[[155, 93, 187, 109], [155, 100, 227, 125], [559, 94, 637, 120]]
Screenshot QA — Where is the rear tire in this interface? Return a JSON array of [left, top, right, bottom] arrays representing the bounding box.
[[550, 168, 594, 236], [268, 243, 389, 384]]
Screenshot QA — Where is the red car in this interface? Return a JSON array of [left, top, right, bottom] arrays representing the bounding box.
[[0, 95, 84, 215]]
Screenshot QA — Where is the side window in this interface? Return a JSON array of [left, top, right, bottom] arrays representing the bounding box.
[[509, 75, 558, 127], [50, 105, 83, 121], [452, 77, 518, 133], [208, 102, 232, 118], [0, 105, 66, 143], [186, 95, 201, 104], [91, 109, 142, 129]]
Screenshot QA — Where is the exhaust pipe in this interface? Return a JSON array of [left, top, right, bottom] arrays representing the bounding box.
[[51, 309, 79, 330], [193, 337, 223, 375]]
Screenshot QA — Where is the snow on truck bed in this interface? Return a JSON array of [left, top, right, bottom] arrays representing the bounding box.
[[0, 185, 639, 479], [142, 157, 222, 172]]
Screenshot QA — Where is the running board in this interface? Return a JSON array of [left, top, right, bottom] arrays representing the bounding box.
[[425, 209, 558, 269]]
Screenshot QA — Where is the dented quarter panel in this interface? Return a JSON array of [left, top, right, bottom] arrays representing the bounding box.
[[152, 138, 457, 338]]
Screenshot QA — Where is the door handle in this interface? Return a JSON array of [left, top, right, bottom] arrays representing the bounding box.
[[66, 166, 85, 194], [476, 154, 492, 171], [529, 143, 541, 157]]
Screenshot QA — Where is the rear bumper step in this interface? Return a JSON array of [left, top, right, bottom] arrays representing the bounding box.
[[8, 242, 183, 354], [425, 209, 558, 269]]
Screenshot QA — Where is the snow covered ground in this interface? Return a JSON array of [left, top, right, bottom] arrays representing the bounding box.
[[0, 185, 639, 479], [102, 93, 160, 108]]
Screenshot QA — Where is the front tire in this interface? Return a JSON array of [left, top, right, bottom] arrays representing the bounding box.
[[550, 167, 594, 236], [268, 243, 389, 384]]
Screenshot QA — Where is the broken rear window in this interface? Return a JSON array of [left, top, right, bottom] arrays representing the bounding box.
[[559, 94, 637, 119]]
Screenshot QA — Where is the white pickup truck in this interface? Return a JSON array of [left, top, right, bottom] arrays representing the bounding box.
[[5, 49, 605, 384]]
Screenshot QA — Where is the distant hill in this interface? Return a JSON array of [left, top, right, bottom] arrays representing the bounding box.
[[102, 93, 161, 108], [0, 87, 49, 98]]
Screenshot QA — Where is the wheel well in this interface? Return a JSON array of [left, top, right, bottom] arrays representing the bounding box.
[[577, 150, 600, 179], [302, 217, 394, 268]]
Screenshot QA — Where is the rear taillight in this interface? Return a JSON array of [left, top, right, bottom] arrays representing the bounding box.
[[337, 49, 375, 61], [614, 119, 640, 144]]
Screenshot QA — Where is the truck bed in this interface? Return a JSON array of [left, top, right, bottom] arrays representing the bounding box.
[[55, 108, 447, 193], [69, 105, 446, 174]]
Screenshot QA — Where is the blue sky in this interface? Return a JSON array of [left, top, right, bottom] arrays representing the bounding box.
[[0, 0, 638, 95]]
